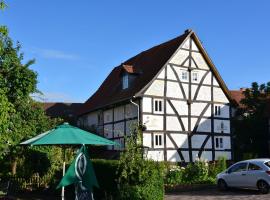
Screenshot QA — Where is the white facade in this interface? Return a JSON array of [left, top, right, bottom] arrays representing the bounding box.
[[78, 102, 138, 150], [141, 36, 232, 162]]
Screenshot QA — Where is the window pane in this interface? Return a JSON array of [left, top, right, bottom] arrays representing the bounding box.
[[181, 71, 187, 80], [159, 135, 162, 145], [192, 72, 198, 81], [218, 106, 221, 115], [155, 135, 158, 146], [215, 106, 217, 115], [122, 74, 128, 89], [220, 138, 223, 148], [215, 138, 219, 148], [159, 101, 162, 111], [248, 163, 262, 171], [229, 163, 247, 173], [154, 101, 157, 111], [265, 161, 270, 168]]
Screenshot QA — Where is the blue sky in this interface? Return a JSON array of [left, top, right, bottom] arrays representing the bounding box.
[[1, 0, 270, 102]]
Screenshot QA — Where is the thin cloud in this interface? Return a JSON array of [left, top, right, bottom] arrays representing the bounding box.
[[32, 92, 82, 103], [30, 47, 80, 60]]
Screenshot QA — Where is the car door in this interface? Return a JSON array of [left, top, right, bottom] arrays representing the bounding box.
[[225, 162, 248, 187], [245, 162, 263, 188]]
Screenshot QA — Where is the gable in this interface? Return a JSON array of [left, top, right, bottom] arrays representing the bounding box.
[[142, 32, 231, 103]]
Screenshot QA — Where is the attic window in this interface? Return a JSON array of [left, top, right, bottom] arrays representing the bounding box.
[[122, 73, 129, 89]]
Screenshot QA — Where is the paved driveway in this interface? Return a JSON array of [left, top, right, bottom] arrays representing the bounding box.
[[165, 187, 270, 200]]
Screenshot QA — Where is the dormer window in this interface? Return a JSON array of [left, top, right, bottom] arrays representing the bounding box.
[[122, 73, 129, 89]]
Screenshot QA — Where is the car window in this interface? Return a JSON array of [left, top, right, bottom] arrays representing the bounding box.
[[228, 163, 247, 173], [248, 163, 262, 171], [264, 161, 270, 168]]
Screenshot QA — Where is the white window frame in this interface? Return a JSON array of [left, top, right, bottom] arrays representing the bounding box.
[[192, 71, 199, 82], [154, 133, 163, 148], [153, 99, 163, 114], [215, 137, 224, 149], [180, 70, 188, 81], [122, 73, 129, 89], [214, 105, 221, 116]]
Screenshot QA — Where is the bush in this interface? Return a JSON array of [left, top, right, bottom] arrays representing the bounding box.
[[208, 156, 227, 178], [182, 159, 208, 184], [164, 157, 229, 186], [117, 132, 165, 200], [92, 159, 119, 199], [164, 165, 183, 185], [118, 160, 164, 200]]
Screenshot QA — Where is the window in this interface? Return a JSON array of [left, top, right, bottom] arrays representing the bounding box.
[[215, 137, 223, 149], [265, 161, 270, 168], [248, 163, 262, 171], [122, 74, 129, 89], [215, 106, 221, 116], [98, 113, 102, 125], [154, 99, 163, 113], [154, 134, 163, 147], [181, 70, 188, 81], [228, 163, 247, 173], [192, 71, 199, 82]]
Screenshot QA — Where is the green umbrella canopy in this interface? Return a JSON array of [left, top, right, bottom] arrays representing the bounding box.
[[20, 122, 118, 146]]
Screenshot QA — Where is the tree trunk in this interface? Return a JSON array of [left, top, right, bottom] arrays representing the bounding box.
[[11, 158, 17, 175]]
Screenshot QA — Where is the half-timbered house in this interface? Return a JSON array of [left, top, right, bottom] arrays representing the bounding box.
[[77, 29, 233, 162]]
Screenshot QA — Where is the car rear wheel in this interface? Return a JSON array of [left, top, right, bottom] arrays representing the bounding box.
[[257, 180, 269, 194], [217, 179, 228, 191]]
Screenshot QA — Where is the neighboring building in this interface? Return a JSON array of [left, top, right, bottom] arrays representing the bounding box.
[[43, 102, 82, 125], [230, 89, 270, 156], [77, 29, 233, 162]]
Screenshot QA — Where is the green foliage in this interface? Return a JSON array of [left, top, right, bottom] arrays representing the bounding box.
[[0, 0, 6, 10], [233, 81, 270, 160], [117, 132, 165, 200], [164, 165, 183, 186], [165, 157, 228, 186], [0, 25, 64, 181], [208, 156, 227, 178], [182, 159, 208, 184], [92, 159, 119, 199]]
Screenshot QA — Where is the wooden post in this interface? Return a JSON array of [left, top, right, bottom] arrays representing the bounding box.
[[61, 148, 66, 200]]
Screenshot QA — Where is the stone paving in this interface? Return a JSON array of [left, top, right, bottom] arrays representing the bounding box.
[[165, 187, 270, 200]]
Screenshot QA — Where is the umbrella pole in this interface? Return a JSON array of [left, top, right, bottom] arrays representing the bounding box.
[[61, 147, 66, 200]]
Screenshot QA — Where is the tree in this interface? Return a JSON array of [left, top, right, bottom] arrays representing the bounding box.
[[233, 82, 270, 160], [0, 20, 63, 176]]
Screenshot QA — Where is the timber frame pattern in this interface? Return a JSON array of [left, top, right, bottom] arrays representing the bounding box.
[[140, 31, 232, 162]]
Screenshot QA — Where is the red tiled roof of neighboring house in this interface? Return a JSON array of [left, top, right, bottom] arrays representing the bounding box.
[[230, 89, 270, 117], [78, 30, 232, 116], [43, 102, 82, 124], [230, 90, 245, 106]]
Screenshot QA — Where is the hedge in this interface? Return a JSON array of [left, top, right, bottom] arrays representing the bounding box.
[[92, 159, 119, 199]]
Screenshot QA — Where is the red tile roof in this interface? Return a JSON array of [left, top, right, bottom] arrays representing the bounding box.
[[78, 30, 233, 116], [78, 31, 190, 115], [43, 102, 82, 124], [230, 90, 245, 106]]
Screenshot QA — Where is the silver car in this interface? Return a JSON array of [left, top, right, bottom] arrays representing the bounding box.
[[217, 159, 270, 194]]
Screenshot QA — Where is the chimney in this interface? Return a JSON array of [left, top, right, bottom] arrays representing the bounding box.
[[185, 29, 192, 34]]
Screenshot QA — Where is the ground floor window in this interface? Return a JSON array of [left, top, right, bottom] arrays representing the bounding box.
[[215, 137, 223, 149], [154, 133, 163, 148]]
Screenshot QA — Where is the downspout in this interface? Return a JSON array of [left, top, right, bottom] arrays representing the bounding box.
[[130, 96, 140, 126], [130, 96, 143, 147]]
